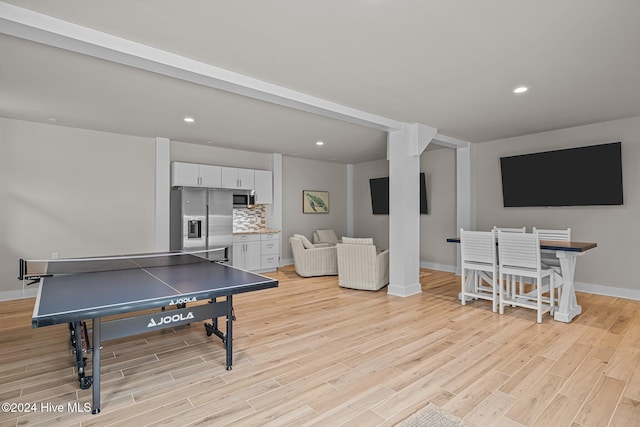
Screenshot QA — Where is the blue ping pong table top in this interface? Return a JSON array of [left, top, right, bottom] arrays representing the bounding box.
[[32, 261, 278, 327]]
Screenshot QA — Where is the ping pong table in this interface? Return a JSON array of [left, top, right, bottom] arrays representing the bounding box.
[[20, 250, 278, 414]]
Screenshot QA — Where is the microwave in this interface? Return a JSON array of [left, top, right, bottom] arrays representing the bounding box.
[[233, 191, 255, 208]]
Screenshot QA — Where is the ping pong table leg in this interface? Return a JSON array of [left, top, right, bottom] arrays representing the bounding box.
[[72, 322, 83, 371], [91, 318, 101, 414], [71, 321, 93, 391], [226, 295, 233, 371]]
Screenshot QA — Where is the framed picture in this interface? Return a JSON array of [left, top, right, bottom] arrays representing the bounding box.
[[302, 190, 329, 214]]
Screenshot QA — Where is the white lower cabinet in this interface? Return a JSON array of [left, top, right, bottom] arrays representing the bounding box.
[[232, 234, 261, 271], [260, 233, 279, 271], [233, 232, 279, 272]]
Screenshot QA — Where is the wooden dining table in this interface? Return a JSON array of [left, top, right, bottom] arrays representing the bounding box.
[[447, 237, 597, 323]]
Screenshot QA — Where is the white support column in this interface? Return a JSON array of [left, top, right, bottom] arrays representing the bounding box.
[[267, 153, 283, 265], [154, 137, 170, 251], [387, 123, 437, 297], [456, 144, 474, 232], [346, 164, 354, 237], [455, 144, 474, 274]]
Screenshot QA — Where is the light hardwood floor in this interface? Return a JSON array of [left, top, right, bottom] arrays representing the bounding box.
[[1, 267, 639, 426]]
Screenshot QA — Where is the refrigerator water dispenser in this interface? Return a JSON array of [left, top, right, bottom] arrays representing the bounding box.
[[188, 219, 202, 239]]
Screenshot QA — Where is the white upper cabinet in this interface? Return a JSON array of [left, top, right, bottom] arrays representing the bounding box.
[[172, 163, 271, 203], [221, 167, 254, 190], [198, 164, 222, 187], [172, 162, 199, 187], [171, 162, 222, 187], [254, 170, 273, 204], [237, 168, 255, 190]]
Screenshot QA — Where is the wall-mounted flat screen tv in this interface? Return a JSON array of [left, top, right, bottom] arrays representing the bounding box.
[[500, 141, 623, 207], [370, 172, 428, 214]]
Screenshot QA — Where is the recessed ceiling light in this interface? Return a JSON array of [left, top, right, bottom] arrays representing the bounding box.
[[513, 86, 528, 94], [316, 141, 324, 146], [48, 117, 57, 122], [183, 117, 195, 123]]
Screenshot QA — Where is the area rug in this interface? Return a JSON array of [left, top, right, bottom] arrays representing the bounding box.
[[394, 403, 476, 427]]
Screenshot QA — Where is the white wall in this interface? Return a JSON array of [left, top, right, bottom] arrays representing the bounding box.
[[475, 116, 640, 295], [352, 159, 390, 248], [281, 156, 347, 261], [0, 118, 155, 300], [419, 147, 457, 270], [352, 148, 458, 269], [171, 141, 272, 170]]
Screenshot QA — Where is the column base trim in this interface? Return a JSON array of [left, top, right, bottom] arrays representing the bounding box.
[[387, 283, 422, 297]]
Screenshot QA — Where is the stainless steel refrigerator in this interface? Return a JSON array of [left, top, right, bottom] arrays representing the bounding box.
[[170, 188, 233, 262]]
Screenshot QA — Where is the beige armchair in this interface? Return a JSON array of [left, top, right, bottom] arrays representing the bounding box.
[[312, 229, 340, 246], [336, 237, 389, 291], [290, 235, 338, 277]]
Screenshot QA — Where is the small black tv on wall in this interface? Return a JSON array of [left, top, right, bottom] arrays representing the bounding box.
[[370, 172, 428, 214], [500, 142, 623, 207]]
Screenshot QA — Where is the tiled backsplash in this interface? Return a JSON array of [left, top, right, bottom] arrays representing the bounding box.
[[233, 205, 266, 231]]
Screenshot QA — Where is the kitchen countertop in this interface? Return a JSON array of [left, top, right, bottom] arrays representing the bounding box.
[[233, 229, 281, 235]]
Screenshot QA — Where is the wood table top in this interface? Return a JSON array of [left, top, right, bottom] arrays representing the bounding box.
[[446, 237, 597, 253]]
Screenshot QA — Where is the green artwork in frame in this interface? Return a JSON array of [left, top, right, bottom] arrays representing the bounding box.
[[302, 190, 329, 214]]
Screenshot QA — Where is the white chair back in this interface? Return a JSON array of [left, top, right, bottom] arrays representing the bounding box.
[[497, 231, 541, 271], [289, 236, 338, 277], [493, 226, 526, 233], [459, 228, 498, 312], [532, 227, 571, 272], [460, 229, 496, 267], [336, 240, 389, 291], [312, 229, 339, 245], [497, 231, 556, 323], [532, 227, 571, 242]]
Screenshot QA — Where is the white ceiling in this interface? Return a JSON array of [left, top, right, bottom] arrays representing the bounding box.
[[2, 1, 640, 164]]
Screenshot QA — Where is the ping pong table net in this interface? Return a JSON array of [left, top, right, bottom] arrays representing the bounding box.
[[18, 249, 225, 283]]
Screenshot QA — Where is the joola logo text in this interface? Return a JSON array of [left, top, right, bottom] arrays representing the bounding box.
[[170, 297, 197, 305], [147, 312, 194, 328]]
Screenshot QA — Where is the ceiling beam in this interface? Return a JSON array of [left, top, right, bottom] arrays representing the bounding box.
[[434, 133, 470, 149]]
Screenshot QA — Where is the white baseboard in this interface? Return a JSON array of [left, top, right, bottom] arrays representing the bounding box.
[[388, 282, 422, 297], [574, 281, 640, 301], [420, 261, 456, 273], [280, 258, 293, 267], [0, 287, 38, 302], [424, 262, 640, 302]]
